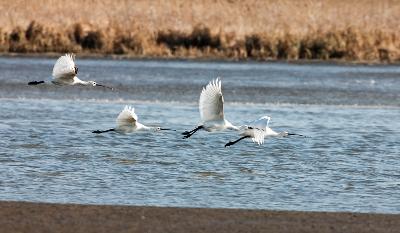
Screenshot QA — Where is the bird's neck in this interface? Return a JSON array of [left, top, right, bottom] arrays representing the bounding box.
[[74, 77, 89, 85], [225, 120, 239, 130], [277, 131, 289, 137], [136, 123, 151, 131]]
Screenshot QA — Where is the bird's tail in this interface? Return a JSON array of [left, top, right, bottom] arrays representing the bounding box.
[[92, 128, 115, 134], [28, 81, 45, 85]]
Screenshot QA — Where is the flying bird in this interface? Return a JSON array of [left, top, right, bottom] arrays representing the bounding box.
[[28, 53, 113, 89], [92, 105, 173, 134], [182, 78, 238, 139], [224, 116, 305, 147]]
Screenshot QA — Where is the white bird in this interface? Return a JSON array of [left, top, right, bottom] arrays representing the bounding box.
[[92, 105, 173, 134], [182, 78, 238, 138], [28, 53, 113, 89], [224, 116, 305, 147]]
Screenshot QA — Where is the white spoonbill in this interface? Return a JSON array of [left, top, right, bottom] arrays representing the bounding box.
[[92, 105, 173, 134], [182, 78, 238, 139], [224, 116, 305, 147], [28, 53, 113, 89]]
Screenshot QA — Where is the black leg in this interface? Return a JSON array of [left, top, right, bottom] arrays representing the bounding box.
[[225, 136, 250, 147], [182, 125, 203, 139], [28, 81, 45, 85], [92, 128, 115, 134]]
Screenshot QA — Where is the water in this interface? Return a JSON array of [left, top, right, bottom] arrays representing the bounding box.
[[0, 57, 399, 213]]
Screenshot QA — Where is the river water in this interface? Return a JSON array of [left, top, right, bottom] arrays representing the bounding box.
[[0, 57, 399, 213]]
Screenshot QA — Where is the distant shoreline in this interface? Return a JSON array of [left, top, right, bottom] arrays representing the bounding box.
[[0, 52, 396, 66], [0, 201, 399, 233], [1, 1, 399, 63]]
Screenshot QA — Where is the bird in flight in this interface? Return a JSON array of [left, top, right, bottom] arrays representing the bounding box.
[[92, 105, 173, 134], [182, 78, 238, 139], [225, 116, 305, 147], [28, 53, 113, 89]]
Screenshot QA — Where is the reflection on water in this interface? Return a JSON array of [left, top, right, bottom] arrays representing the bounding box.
[[0, 57, 399, 213]]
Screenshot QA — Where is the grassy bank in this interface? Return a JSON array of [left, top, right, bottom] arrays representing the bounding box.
[[0, 0, 399, 62]]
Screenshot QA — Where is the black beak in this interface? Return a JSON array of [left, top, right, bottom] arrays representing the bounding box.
[[288, 133, 308, 137], [160, 128, 176, 131], [96, 84, 114, 90]]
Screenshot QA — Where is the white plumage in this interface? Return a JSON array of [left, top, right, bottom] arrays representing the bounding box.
[[116, 106, 139, 131], [52, 53, 76, 82], [51, 53, 89, 85], [243, 116, 273, 145], [183, 78, 238, 138], [93, 105, 162, 134], [225, 116, 294, 147], [199, 78, 224, 122], [28, 53, 113, 89]]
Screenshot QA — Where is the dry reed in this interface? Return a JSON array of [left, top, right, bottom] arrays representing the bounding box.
[[0, 0, 399, 62]]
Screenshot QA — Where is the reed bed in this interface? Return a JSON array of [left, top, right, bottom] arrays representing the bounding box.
[[0, 0, 399, 61]]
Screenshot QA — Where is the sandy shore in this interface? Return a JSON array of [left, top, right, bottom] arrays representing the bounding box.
[[0, 201, 399, 233]]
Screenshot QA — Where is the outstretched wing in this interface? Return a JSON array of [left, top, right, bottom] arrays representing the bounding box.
[[199, 78, 224, 122], [252, 128, 267, 145], [52, 53, 76, 81], [251, 116, 270, 130], [116, 106, 138, 128], [249, 116, 270, 145]]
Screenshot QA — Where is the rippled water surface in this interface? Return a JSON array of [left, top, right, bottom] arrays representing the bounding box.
[[0, 57, 399, 213]]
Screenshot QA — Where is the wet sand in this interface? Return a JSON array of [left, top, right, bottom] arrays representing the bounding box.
[[0, 201, 399, 233]]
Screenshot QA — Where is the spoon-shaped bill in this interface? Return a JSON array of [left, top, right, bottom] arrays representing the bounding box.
[[96, 83, 114, 90]]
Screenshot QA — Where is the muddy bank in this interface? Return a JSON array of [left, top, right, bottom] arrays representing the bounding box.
[[0, 201, 399, 233]]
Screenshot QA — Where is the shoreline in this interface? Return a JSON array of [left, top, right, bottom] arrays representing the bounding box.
[[1, 1, 399, 63], [0, 52, 397, 66], [0, 201, 399, 233]]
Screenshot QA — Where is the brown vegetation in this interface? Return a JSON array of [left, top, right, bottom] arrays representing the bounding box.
[[0, 0, 399, 62]]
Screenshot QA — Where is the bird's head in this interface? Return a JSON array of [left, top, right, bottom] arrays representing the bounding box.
[[155, 127, 161, 131], [88, 81, 97, 86]]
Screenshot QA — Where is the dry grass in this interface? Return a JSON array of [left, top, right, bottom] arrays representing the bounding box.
[[0, 0, 400, 61]]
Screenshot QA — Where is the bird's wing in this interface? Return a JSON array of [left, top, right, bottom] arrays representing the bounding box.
[[199, 78, 224, 122], [249, 116, 270, 145], [52, 53, 76, 81], [252, 128, 266, 145], [116, 106, 138, 127], [251, 116, 270, 130]]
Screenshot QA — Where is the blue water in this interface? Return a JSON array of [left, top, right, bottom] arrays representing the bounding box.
[[0, 57, 399, 213]]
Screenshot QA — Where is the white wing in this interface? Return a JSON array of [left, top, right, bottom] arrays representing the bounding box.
[[249, 116, 270, 145], [199, 78, 224, 122], [251, 116, 270, 130], [52, 53, 76, 81], [116, 106, 138, 128]]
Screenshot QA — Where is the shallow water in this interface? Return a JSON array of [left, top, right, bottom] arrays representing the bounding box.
[[0, 57, 399, 213]]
